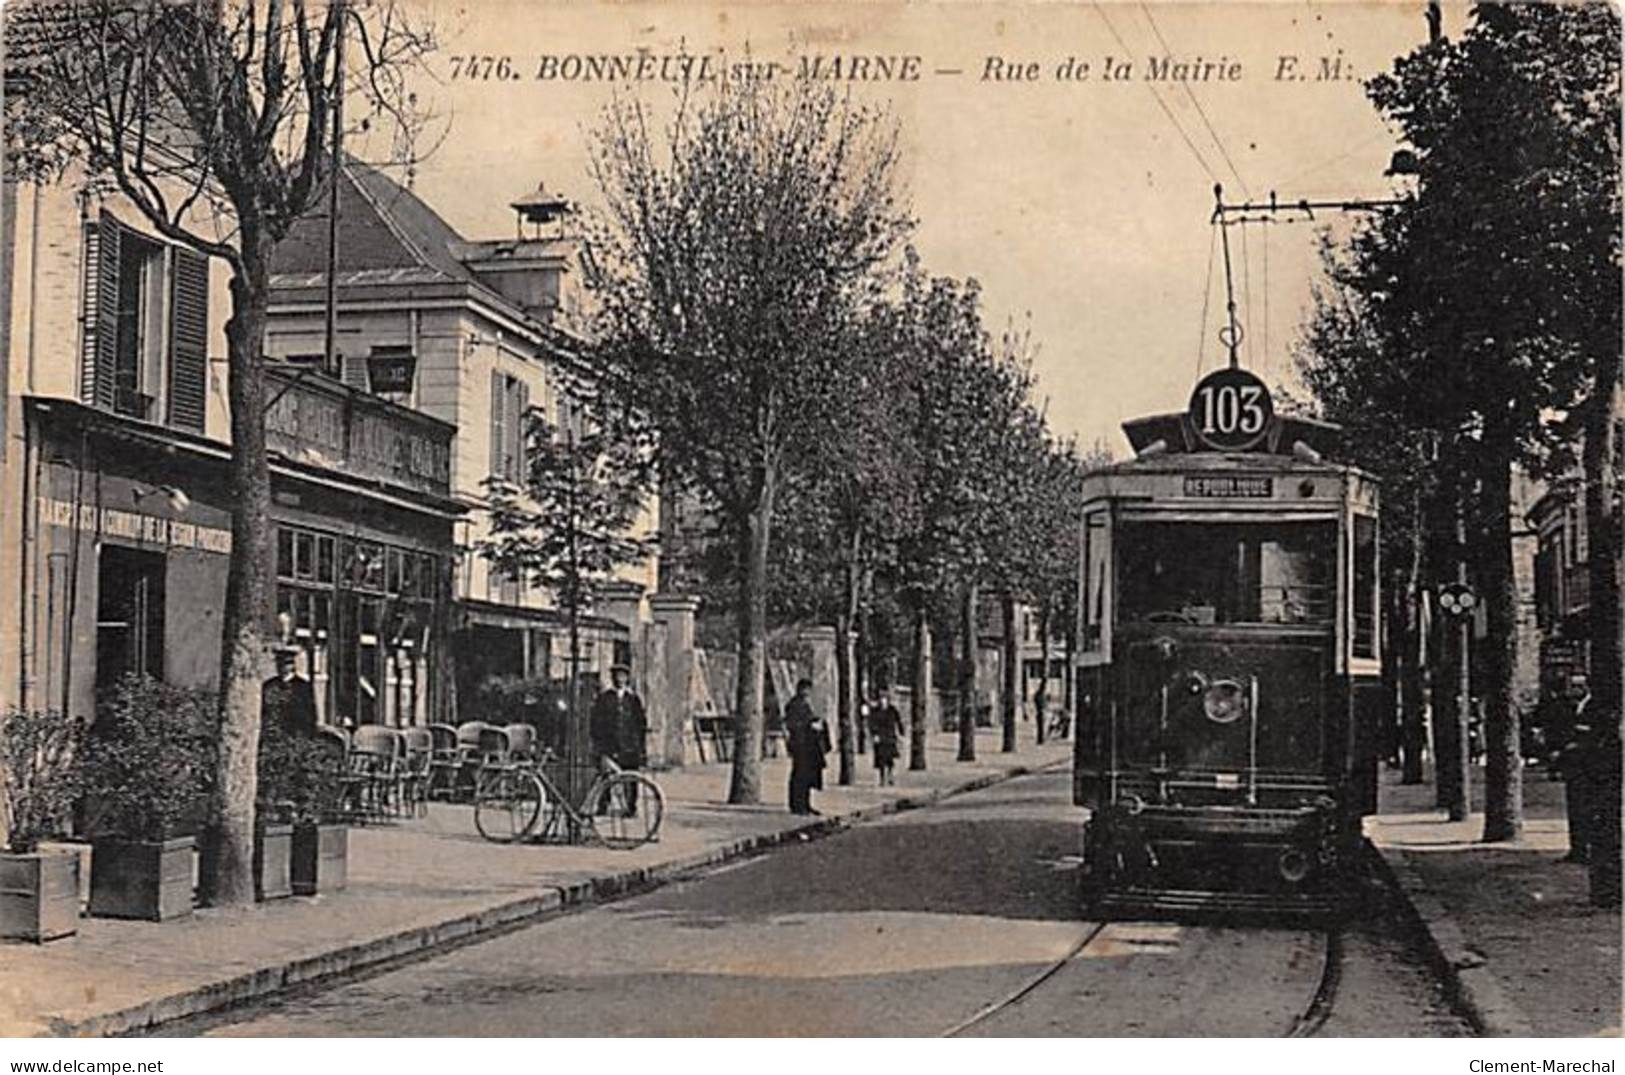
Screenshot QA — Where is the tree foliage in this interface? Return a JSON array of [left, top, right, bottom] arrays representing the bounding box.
[[1297, 3, 1621, 840], [583, 75, 912, 802]]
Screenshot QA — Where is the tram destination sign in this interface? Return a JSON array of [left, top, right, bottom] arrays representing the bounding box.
[[1184, 475, 1274, 498]]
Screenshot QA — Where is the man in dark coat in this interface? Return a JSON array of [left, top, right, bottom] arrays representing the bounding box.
[[262, 646, 318, 739], [1554, 680, 1595, 864], [785, 678, 830, 815], [590, 665, 648, 770], [590, 665, 647, 815]]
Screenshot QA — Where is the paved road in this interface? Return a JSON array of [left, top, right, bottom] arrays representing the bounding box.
[[199, 771, 1467, 1037]]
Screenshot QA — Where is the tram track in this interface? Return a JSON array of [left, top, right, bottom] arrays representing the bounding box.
[[942, 922, 1344, 1037]]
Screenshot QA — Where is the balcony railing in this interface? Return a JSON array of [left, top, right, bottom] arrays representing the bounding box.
[[265, 364, 453, 498]]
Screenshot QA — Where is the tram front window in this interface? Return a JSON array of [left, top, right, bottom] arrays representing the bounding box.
[[1119, 520, 1334, 627]]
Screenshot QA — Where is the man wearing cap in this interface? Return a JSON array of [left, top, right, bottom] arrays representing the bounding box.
[[591, 665, 647, 815], [262, 646, 318, 740], [590, 665, 647, 772]]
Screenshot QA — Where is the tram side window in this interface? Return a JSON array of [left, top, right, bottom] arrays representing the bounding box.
[[1081, 510, 1108, 652], [1118, 520, 1335, 626], [1353, 514, 1378, 658]]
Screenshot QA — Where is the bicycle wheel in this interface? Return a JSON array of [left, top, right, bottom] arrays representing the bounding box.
[[585, 772, 664, 849], [474, 768, 545, 844]]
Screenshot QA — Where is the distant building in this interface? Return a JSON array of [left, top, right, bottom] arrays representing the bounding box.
[[1530, 474, 1592, 700]]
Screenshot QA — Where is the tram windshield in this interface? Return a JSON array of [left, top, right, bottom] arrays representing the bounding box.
[[1118, 520, 1335, 627]]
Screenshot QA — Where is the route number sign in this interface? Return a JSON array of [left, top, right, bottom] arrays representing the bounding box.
[[1188, 368, 1274, 451]]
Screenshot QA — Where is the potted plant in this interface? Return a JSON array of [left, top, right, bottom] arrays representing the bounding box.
[[80, 675, 213, 921], [257, 725, 348, 900], [0, 709, 84, 942]]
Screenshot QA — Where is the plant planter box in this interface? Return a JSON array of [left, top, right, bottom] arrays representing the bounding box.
[[0, 851, 81, 942], [89, 837, 195, 921], [254, 823, 294, 901], [291, 823, 347, 897]]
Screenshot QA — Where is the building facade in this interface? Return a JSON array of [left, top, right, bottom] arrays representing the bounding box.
[[1, 168, 460, 728], [262, 162, 662, 727]]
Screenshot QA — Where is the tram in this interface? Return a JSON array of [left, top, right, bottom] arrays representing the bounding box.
[[1073, 367, 1382, 918]]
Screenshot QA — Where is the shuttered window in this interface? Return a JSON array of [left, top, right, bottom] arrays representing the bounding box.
[[81, 215, 121, 412], [80, 212, 209, 432], [488, 370, 530, 483], [167, 248, 208, 431]]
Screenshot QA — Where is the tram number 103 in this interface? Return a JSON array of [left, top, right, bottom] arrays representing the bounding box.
[[1187, 369, 1275, 449]]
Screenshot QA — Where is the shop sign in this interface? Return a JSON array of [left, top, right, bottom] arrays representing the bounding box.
[[37, 496, 233, 554]]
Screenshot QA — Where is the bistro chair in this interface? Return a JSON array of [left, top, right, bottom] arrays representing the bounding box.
[[352, 725, 406, 820], [401, 726, 434, 816], [427, 723, 461, 802], [313, 726, 363, 824], [503, 723, 537, 763], [455, 721, 496, 800]]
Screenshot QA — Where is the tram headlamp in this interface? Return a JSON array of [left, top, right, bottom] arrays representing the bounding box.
[[1202, 679, 1247, 724], [1278, 848, 1312, 884]]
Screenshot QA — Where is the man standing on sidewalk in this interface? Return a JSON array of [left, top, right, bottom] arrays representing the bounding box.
[[1555, 680, 1595, 864], [785, 678, 830, 815], [591, 665, 648, 811]]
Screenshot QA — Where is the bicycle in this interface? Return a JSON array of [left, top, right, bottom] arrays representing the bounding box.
[[473, 748, 665, 849]]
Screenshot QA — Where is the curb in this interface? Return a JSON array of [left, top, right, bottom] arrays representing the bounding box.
[[49, 754, 1063, 1038], [1366, 840, 1536, 1037]]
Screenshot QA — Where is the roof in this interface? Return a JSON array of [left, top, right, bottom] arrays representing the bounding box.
[[271, 157, 480, 285]]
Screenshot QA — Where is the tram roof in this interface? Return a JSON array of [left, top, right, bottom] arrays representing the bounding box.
[[1086, 411, 1377, 483]]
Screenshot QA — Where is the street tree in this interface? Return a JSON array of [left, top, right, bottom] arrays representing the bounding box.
[[4, 0, 434, 903], [480, 403, 655, 796], [881, 258, 1024, 768], [1300, 2, 1621, 842], [583, 76, 911, 803]]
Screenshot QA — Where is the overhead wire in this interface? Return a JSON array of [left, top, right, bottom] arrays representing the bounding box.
[[1091, 2, 1220, 186], [1137, 3, 1252, 201], [1262, 220, 1271, 375], [1196, 224, 1217, 376], [1239, 218, 1254, 367]]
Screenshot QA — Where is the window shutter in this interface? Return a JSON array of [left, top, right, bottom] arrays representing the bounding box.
[[167, 247, 209, 432], [81, 215, 120, 411], [490, 369, 506, 481], [512, 380, 530, 482], [341, 353, 369, 391]]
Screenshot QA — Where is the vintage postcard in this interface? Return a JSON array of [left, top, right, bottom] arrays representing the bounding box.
[[0, 0, 1619, 1058]]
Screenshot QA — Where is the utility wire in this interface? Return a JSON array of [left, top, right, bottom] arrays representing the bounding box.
[[1239, 218, 1254, 367], [1196, 223, 1217, 376], [1092, 2, 1220, 186], [1138, 3, 1252, 201], [1262, 220, 1270, 373]]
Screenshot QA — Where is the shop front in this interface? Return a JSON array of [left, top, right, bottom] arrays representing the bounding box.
[[17, 368, 460, 726]]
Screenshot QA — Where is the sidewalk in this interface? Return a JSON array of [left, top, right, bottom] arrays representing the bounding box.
[[1365, 764, 1622, 1038], [0, 727, 1071, 1038]]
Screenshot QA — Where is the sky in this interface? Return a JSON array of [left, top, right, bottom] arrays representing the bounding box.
[[390, 0, 1461, 454]]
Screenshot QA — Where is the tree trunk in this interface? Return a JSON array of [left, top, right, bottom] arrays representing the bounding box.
[[834, 530, 860, 785], [1062, 593, 1076, 739], [1584, 373, 1622, 902], [958, 581, 977, 762], [727, 475, 775, 804], [1001, 592, 1018, 753], [909, 603, 930, 771], [1401, 486, 1428, 785], [1036, 599, 1052, 745], [206, 239, 276, 907], [855, 568, 871, 754], [1479, 451, 1523, 843]]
